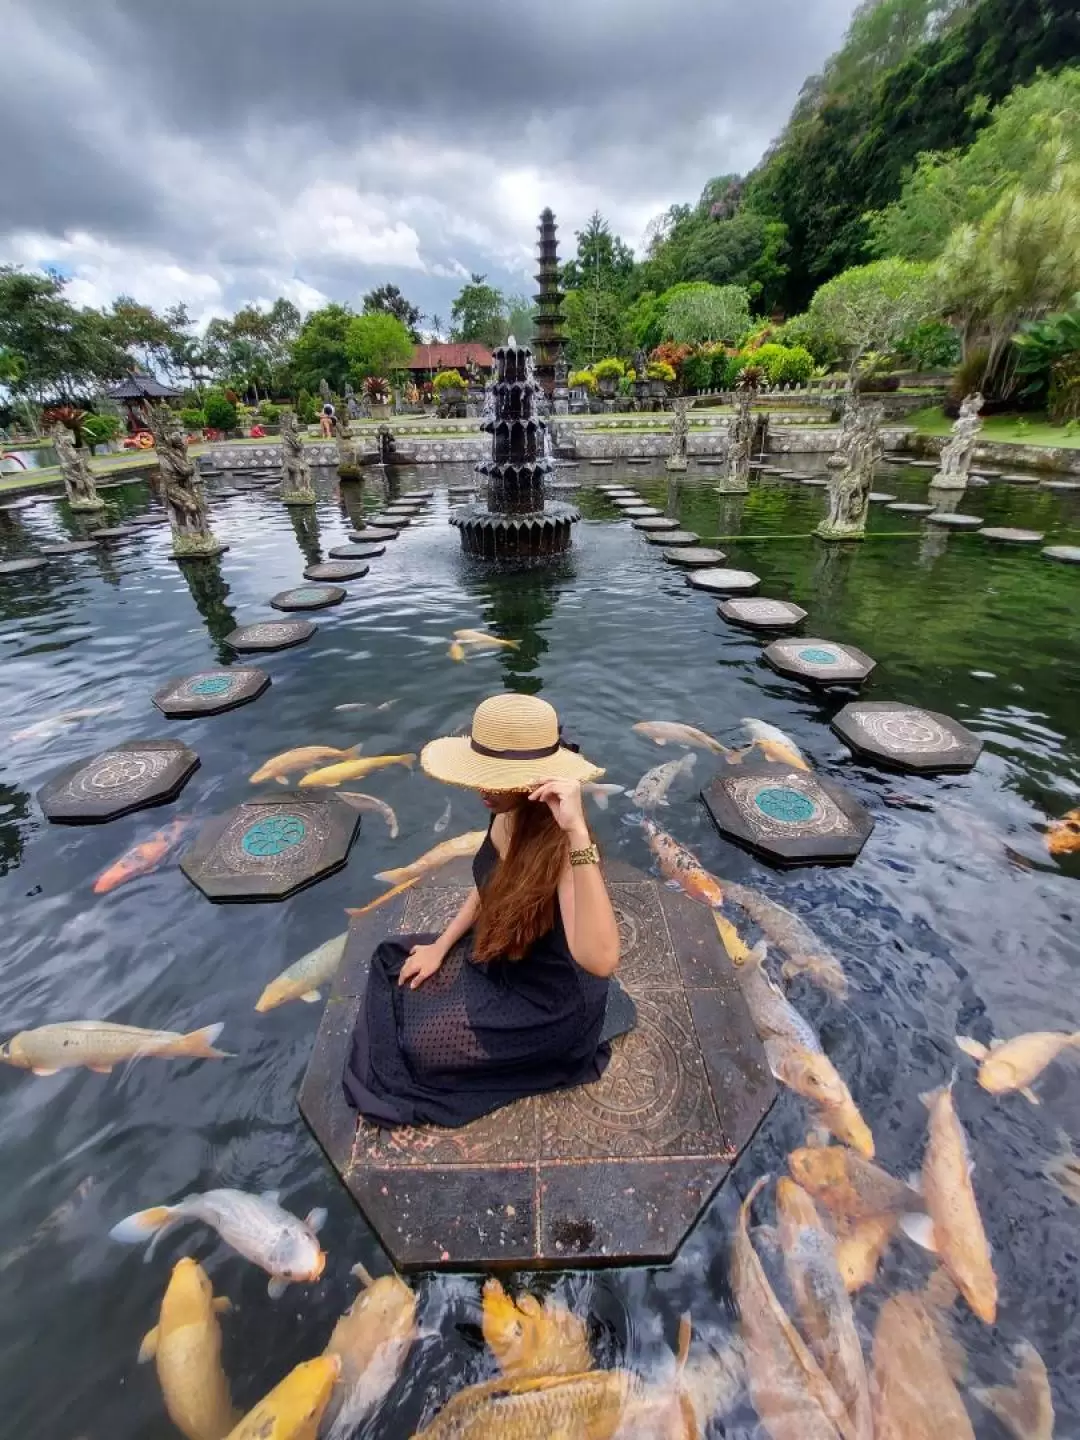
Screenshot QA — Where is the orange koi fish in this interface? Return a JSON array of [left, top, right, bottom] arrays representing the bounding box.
[[93, 819, 192, 895]]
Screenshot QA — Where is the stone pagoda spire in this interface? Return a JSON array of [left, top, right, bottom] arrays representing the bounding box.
[[533, 208, 568, 398]]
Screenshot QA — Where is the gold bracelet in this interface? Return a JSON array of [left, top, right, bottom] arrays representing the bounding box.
[[570, 843, 600, 868]]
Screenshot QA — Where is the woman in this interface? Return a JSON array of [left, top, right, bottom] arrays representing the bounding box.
[[343, 694, 622, 1128], [319, 400, 335, 438]]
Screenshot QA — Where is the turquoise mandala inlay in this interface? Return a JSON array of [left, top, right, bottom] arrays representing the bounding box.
[[190, 675, 232, 696], [242, 815, 308, 856], [798, 646, 839, 665], [754, 786, 817, 824]]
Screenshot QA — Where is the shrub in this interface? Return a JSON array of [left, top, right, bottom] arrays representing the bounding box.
[[680, 352, 714, 392], [1049, 356, 1080, 424], [897, 320, 960, 371], [179, 407, 207, 433], [363, 375, 389, 403], [203, 391, 238, 431], [755, 343, 814, 385], [295, 389, 318, 424], [82, 413, 123, 451], [650, 342, 692, 373], [432, 369, 466, 395], [646, 360, 677, 383], [258, 401, 281, 423], [569, 369, 597, 392], [712, 351, 736, 388], [742, 324, 777, 353], [947, 347, 990, 412], [723, 351, 752, 388], [592, 357, 626, 381]]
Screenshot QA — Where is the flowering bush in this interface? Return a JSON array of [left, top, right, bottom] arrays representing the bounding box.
[[592, 357, 626, 381], [646, 360, 677, 383], [432, 369, 466, 395], [568, 369, 598, 392], [650, 342, 692, 373]]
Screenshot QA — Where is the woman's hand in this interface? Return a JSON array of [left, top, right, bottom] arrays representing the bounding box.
[[398, 942, 445, 990], [528, 779, 589, 846]]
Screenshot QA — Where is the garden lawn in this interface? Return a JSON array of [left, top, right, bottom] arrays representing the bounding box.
[[909, 406, 1080, 450]]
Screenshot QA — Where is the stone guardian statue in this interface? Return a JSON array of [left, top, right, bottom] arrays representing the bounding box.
[[280, 410, 316, 506], [816, 401, 884, 540], [51, 424, 105, 511], [930, 392, 984, 491], [666, 398, 689, 471], [148, 405, 224, 558], [720, 375, 757, 493]]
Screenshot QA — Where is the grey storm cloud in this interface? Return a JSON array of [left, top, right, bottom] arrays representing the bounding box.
[[0, 0, 859, 320]]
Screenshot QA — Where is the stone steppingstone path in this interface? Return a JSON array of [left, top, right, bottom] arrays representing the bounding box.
[[1040, 480, 1080, 492], [644, 530, 699, 547], [90, 526, 140, 540], [181, 791, 360, 903], [622, 507, 661, 518], [127, 513, 169, 527], [663, 547, 728, 568], [1000, 473, 1041, 485], [348, 528, 398, 542], [686, 568, 761, 595], [885, 503, 933, 515], [1043, 545, 1080, 564], [701, 761, 874, 867], [38, 738, 200, 824], [831, 701, 983, 774], [40, 541, 99, 556], [926, 513, 983, 528], [764, 638, 876, 687], [868, 493, 896, 503], [370, 513, 412, 527], [0, 557, 49, 575], [304, 561, 370, 582], [225, 620, 316, 653], [270, 584, 347, 612], [329, 545, 385, 561], [154, 668, 270, 718], [718, 598, 808, 630], [979, 527, 1045, 544], [633, 517, 681, 532]]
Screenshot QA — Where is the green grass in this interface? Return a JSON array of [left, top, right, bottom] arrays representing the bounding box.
[[0, 450, 159, 494], [909, 406, 1080, 450]]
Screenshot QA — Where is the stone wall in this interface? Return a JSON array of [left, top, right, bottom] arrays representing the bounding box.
[[909, 433, 1080, 475]]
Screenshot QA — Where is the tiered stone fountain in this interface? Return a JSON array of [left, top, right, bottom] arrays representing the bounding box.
[[450, 339, 578, 560]]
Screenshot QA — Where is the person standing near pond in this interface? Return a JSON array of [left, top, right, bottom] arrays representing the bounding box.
[[343, 694, 622, 1128], [319, 399, 336, 438]]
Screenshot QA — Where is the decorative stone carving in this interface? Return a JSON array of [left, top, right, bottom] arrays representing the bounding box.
[[666, 398, 689, 471], [52, 424, 105, 511], [931, 392, 984, 491], [721, 376, 756, 493], [148, 405, 225, 558], [816, 401, 884, 541], [279, 411, 316, 506], [335, 405, 354, 471]]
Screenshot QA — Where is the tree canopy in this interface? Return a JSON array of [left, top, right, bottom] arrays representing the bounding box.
[[362, 284, 422, 341], [450, 274, 507, 345], [345, 311, 414, 381]]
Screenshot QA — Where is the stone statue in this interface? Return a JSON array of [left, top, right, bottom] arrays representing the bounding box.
[[279, 410, 316, 505], [720, 375, 756, 493], [51, 424, 105, 511], [319, 379, 331, 407], [148, 405, 224, 558], [344, 383, 360, 420], [931, 392, 984, 491], [335, 403, 354, 471], [552, 356, 570, 416], [666, 398, 689, 471], [828, 377, 860, 468], [816, 400, 884, 540]]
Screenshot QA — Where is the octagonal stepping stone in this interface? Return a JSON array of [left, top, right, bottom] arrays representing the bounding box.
[[589, 459, 614, 466], [304, 561, 369, 581], [645, 529, 699, 547], [701, 761, 873, 867], [329, 544, 385, 561], [181, 791, 359, 903], [868, 493, 896, 503], [1040, 480, 1080, 492], [831, 701, 982, 774], [633, 517, 681, 532], [270, 584, 346, 612], [407, 490, 434, 498], [764, 638, 875, 687], [225, 620, 316, 653], [348, 527, 398, 542], [40, 541, 99, 556], [718, 598, 808, 630], [154, 667, 270, 718], [885, 503, 933, 515], [799, 477, 829, 487], [663, 547, 728, 567], [1000, 473, 1040, 485], [90, 526, 139, 540], [127, 513, 169, 527], [622, 506, 661, 517], [926, 512, 983, 528], [686, 567, 761, 595], [1043, 545, 1080, 564], [38, 738, 200, 825], [907, 460, 939, 469], [370, 512, 411, 527], [0, 557, 48, 575], [979, 526, 1044, 544], [626, 457, 653, 464]]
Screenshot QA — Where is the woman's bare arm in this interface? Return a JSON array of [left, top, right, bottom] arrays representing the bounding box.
[[557, 857, 620, 978], [398, 887, 480, 988], [435, 887, 481, 954]]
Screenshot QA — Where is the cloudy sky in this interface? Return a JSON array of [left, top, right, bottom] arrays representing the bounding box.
[[0, 0, 858, 329]]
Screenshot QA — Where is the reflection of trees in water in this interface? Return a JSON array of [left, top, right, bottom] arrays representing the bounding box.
[[811, 540, 857, 605], [0, 783, 30, 876], [287, 506, 322, 567], [177, 554, 237, 664], [462, 557, 574, 697]]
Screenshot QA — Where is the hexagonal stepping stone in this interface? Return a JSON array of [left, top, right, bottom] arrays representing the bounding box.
[[40, 541, 99, 556], [304, 561, 369, 581], [686, 567, 761, 595], [181, 792, 359, 903], [701, 761, 873, 867], [38, 739, 200, 825], [1043, 545, 1080, 564], [1040, 480, 1080, 492], [926, 512, 983, 528], [270, 584, 346, 611], [622, 507, 662, 518], [328, 544, 385, 561], [885, 503, 933, 515], [625, 457, 653, 464], [831, 701, 982, 774], [663, 546, 728, 567], [645, 530, 699, 546], [299, 859, 775, 1266], [979, 526, 1044, 544], [764, 638, 876, 687], [800, 477, 829, 488], [348, 527, 398, 542], [154, 668, 270, 717], [868, 493, 896, 503], [633, 517, 681, 532], [718, 598, 808, 630], [90, 526, 139, 540], [370, 512, 411, 527], [0, 557, 48, 575], [225, 620, 316, 653]]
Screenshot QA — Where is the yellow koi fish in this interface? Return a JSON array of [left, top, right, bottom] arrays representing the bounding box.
[[298, 754, 416, 788]]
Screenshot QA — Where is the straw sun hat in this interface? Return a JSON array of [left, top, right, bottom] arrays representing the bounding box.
[[421, 694, 604, 793]]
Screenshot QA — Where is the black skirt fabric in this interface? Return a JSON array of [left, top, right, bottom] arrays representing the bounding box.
[[342, 830, 611, 1128]]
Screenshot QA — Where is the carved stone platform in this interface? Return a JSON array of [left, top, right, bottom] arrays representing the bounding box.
[[299, 857, 775, 1271], [154, 668, 270, 717], [644, 530, 699, 547], [39, 739, 200, 824], [0, 558, 48, 575], [270, 584, 346, 611], [764, 638, 875, 687], [701, 761, 874, 866], [718, 598, 807, 630], [633, 518, 680, 531], [687, 568, 761, 595], [328, 545, 384, 561], [831, 701, 983, 774], [225, 620, 316, 653], [305, 561, 369, 582]]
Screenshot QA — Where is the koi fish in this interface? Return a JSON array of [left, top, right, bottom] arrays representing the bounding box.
[[641, 819, 724, 908], [0, 1021, 229, 1075], [93, 818, 192, 894], [298, 754, 415, 787], [973, 1341, 1054, 1440], [871, 1292, 974, 1440], [632, 721, 728, 754], [323, 1265, 417, 1436], [630, 753, 696, 809], [138, 1258, 238, 1440], [582, 783, 625, 811], [957, 1029, 1080, 1102], [374, 831, 486, 885], [482, 1278, 592, 1381], [337, 792, 400, 837], [225, 1354, 340, 1439], [11, 703, 122, 743], [453, 629, 520, 650], [255, 934, 348, 1012], [344, 878, 420, 918], [250, 745, 361, 785], [1046, 808, 1080, 854]]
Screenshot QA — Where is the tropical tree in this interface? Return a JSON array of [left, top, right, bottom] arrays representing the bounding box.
[[0, 266, 126, 401], [562, 287, 626, 368], [561, 212, 635, 291], [362, 284, 423, 340], [290, 303, 353, 393], [662, 283, 752, 345], [1014, 305, 1080, 420], [345, 312, 414, 382], [450, 274, 506, 345], [806, 258, 936, 376]]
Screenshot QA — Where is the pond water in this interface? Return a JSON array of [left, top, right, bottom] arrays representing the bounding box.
[[0, 444, 58, 473], [0, 459, 1078, 1437]]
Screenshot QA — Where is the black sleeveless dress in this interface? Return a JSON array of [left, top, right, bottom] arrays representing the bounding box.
[[342, 826, 611, 1127]]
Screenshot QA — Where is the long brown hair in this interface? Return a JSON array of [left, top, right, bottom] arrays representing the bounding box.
[[472, 798, 580, 962]]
